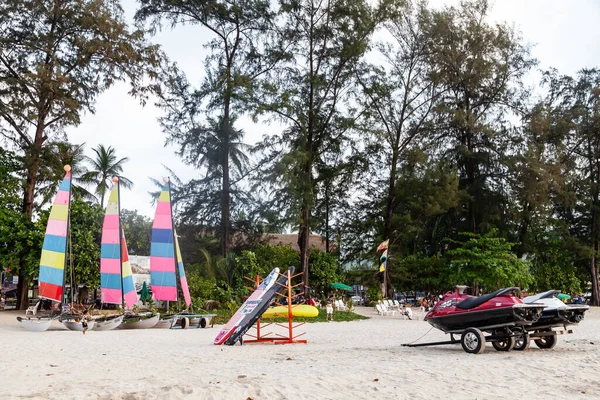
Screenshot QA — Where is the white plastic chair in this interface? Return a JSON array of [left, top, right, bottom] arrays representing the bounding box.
[[382, 303, 397, 316], [335, 300, 348, 311], [376, 304, 393, 316], [25, 301, 40, 316]]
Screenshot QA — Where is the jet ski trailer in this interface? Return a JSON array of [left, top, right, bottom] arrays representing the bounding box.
[[403, 287, 547, 354]]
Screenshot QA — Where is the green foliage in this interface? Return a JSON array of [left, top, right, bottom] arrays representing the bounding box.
[[308, 251, 342, 296], [366, 286, 382, 302], [248, 244, 300, 273], [529, 231, 582, 295], [446, 229, 533, 292], [186, 269, 217, 300], [394, 254, 453, 296], [80, 145, 134, 207], [68, 198, 104, 289], [121, 209, 152, 256], [0, 149, 43, 281]]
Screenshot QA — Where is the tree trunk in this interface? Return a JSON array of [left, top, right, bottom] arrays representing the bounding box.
[[591, 248, 599, 306], [325, 183, 330, 253], [17, 126, 45, 310], [299, 207, 311, 297], [222, 99, 231, 258], [382, 150, 398, 299]]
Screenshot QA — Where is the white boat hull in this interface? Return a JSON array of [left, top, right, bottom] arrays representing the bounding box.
[[17, 317, 52, 332], [120, 314, 160, 329], [62, 320, 96, 331], [93, 315, 124, 331], [154, 318, 174, 329]]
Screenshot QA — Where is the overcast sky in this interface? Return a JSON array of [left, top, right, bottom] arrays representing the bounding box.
[[65, 0, 600, 218]]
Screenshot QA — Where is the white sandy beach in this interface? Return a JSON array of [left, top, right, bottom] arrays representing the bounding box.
[[0, 307, 598, 400]]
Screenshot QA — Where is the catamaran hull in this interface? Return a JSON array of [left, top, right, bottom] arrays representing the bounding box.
[[17, 317, 52, 332], [154, 317, 175, 329], [120, 314, 160, 329], [93, 315, 124, 331], [62, 320, 96, 331]]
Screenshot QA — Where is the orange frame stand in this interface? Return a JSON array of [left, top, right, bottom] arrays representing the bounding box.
[[242, 269, 307, 345]]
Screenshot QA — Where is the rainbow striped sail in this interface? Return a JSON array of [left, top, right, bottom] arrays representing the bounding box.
[[100, 181, 122, 304], [100, 178, 139, 308], [174, 229, 191, 307], [120, 232, 138, 308], [38, 166, 72, 302], [150, 181, 177, 301]]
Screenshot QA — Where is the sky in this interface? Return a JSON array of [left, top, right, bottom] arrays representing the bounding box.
[[65, 0, 600, 218]]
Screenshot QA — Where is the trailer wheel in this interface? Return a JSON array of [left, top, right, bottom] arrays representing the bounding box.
[[534, 331, 557, 349], [513, 333, 530, 351], [180, 317, 190, 329], [461, 328, 485, 354], [492, 335, 515, 352]]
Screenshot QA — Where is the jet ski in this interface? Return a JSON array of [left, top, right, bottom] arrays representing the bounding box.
[[507, 290, 590, 351], [522, 290, 588, 327], [425, 286, 545, 333]]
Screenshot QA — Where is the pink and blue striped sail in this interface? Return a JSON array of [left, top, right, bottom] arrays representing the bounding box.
[[38, 168, 72, 302], [174, 229, 191, 307], [100, 184, 122, 304], [150, 182, 177, 301], [120, 231, 138, 308]]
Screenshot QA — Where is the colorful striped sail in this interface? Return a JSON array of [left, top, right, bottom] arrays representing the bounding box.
[[150, 180, 177, 301], [100, 181, 122, 304], [121, 231, 138, 308], [174, 229, 191, 307], [38, 166, 72, 302]]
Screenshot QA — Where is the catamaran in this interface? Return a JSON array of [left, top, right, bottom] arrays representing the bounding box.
[[99, 177, 158, 329], [18, 166, 72, 331], [150, 178, 194, 328]]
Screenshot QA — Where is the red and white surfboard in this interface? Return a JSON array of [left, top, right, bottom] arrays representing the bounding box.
[[214, 267, 280, 345]]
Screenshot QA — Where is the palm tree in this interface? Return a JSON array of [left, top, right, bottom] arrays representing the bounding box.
[[81, 144, 133, 206], [35, 142, 98, 207], [175, 115, 250, 257]]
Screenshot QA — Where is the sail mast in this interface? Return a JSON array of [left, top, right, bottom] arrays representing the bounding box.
[[170, 178, 192, 308], [168, 179, 179, 309], [62, 165, 72, 307], [116, 177, 124, 309]]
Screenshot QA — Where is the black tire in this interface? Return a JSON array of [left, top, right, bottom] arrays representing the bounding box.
[[200, 318, 207, 328], [492, 335, 516, 352], [513, 333, 530, 351], [180, 317, 190, 329], [461, 327, 486, 354], [534, 332, 557, 349]]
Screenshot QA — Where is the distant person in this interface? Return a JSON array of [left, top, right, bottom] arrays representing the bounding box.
[[326, 300, 334, 321], [81, 309, 89, 335]]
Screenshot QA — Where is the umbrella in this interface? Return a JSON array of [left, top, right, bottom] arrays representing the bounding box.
[[557, 293, 571, 301], [330, 282, 353, 291], [140, 281, 150, 304]]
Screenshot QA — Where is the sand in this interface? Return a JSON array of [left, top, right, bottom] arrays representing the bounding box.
[[0, 306, 598, 399]]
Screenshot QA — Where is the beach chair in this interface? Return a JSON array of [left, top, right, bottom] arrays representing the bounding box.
[[376, 304, 392, 316], [380, 303, 396, 316], [386, 300, 397, 311], [335, 300, 348, 311], [25, 301, 40, 316]]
